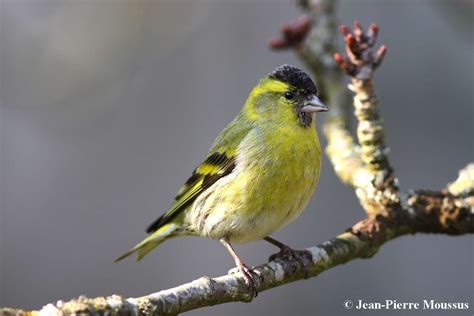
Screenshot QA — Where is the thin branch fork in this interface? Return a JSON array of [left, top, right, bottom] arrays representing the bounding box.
[[2, 0, 473, 314]]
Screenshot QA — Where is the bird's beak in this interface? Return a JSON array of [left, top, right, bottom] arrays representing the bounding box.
[[301, 95, 328, 113]]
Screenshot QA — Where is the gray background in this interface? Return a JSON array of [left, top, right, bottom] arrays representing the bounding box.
[[0, 0, 473, 315]]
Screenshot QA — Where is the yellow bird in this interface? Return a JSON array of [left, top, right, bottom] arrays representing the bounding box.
[[116, 64, 327, 294]]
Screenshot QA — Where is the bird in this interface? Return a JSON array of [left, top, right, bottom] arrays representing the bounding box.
[[115, 64, 328, 295]]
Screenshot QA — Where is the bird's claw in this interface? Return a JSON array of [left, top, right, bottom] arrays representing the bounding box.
[[238, 264, 263, 298], [269, 247, 313, 279]]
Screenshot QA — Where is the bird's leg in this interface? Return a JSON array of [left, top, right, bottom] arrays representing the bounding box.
[[220, 237, 262, 297], [264, 236, 313, 279]]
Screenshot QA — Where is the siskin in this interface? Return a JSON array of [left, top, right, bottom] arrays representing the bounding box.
[[116, 64, 328, 294]]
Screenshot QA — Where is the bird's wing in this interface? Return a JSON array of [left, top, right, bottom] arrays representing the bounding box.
[[145, 117, 252, 234]]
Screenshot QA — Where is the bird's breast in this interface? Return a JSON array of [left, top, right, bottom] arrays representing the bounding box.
[[188, 124, 322, 243], [245, 125, 321, 230]]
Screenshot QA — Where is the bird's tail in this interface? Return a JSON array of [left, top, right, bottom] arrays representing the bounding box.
[[115, 223, 179, 262]]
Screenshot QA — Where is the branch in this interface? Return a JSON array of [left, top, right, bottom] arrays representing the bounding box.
[[332, 21, 399, 218], [2, 0, 473, 315], [3, 168, 472, 315], [269, 0, 394, 217]]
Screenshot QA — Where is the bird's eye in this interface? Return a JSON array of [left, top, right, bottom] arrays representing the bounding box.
[[284, 91, 294, 100]]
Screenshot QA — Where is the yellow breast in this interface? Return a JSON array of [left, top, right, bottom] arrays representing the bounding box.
[[188, 121, 321, 243]]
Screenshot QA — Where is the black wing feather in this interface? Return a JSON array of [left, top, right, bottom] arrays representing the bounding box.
[[145, 153, 236, 233]]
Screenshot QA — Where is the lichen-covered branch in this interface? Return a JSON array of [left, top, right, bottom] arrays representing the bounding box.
[[272, 0, 400, 217], [333, 22, 399, 217], [270, 0, 393, 216], [448, 163, 474, 196], [2, 169, 472, 315], [2, 0, 472, 315]]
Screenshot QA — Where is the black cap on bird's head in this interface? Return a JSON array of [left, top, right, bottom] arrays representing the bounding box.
[[268, 65, 328, 122], [269, 64, 318, 96]]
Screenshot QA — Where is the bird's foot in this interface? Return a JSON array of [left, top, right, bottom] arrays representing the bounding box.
[[269, 246, 313, 279], [221, 237, 262, 298], [236, 263, 263, 298]]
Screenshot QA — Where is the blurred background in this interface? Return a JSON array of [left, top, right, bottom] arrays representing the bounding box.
[[0, 0, 472, 315]]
